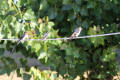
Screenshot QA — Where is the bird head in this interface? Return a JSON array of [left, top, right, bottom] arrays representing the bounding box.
[[78, 27, 82, 31]]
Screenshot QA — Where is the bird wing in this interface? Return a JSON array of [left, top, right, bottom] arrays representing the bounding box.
[[69, 32, 77, 40], [17, 32, 26, 45], [41, 31, 50, 41]]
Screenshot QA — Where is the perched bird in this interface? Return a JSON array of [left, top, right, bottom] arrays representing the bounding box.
[[41, 31, 50, 41], [11, 31, 29, 53], [69, 27, 82, 40], [17, 32, 28, 45]]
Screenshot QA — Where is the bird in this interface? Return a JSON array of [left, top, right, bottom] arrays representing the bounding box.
[[41, 31, 50, 41], [17, 32, 28, 45], [11, 31, 29, 53], [69, 27, 82, 40]]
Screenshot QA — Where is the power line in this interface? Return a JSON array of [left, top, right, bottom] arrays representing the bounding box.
[[0, 32, 120, 41]]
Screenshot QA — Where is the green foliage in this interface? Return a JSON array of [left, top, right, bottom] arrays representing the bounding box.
[[30, 67, 58, 80], [88, 26, 104, 47], [0, 0, 120, 79]]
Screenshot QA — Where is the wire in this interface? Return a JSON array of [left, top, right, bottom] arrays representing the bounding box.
[[0, 32, 120, 41]]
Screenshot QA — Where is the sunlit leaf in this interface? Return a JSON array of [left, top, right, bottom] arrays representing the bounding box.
[[0, 0, 9, 10], [23, 9, 35, 20], [50, 72, 57, 80], [39, 0, 48, 10], [38, 52, 47, 59], [47, 22, 54, 29]]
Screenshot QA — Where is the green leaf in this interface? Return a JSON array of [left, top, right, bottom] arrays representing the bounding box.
[[62, 4, 72, 11], [44, 43, 47, 52], [30, 21, 37, 28], [80, 8, 88, 16], [23, 9, 35, 20], [73, 4, 80, 12], [47, 22, 55, 29], [87, 1, 95, 9], [0, 0, 9, 10], [75, 0, 82, 5], [39, 0, 48, 10], [38, 52, 47, 59], [13, 21, 23, 33], [34, 43, 41, 52], [48, 9, 57, 19], [82, 20, 89, 28], [16, 0, 21, 8], [88, 26, 104, 47], [67, 12, 76, 21], [63, 0, 72, 4], [50, 72, 57, 80], [102, 48, 116, 62], [0, 48, 4, 57], [28, 41, 41, 52]]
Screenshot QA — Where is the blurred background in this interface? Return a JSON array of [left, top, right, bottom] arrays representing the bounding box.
[[0, 0, 120, 80]]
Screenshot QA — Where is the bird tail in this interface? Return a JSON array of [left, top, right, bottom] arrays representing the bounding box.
[[11, 46, 16, 54], [10, 43, 19, 54]]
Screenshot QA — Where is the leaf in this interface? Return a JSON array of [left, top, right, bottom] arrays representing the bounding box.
[[39, 0, 48, 10], [50, 72, 57, 80], [5, 10, 17, 17], [62, 4, 72, 11], [23, 9, 36, 20], [73, 4, 80, 12], [48, 9, 57, 19], [16, 0, 21, 8], [88, 26, 104, 47], [87, 1, 95, 9], [38, 52, 47, 59], [13, 21, 23, 33], [67, 12, 76, 21], [63, 0, 72, 4], [29, 41, 41, 52], [48, 22, 55, 29], [82, 20, 89, 28], [0, 0, 9, 10], [80, 8, 88, 16], [44, 43, 47, 52], [30, 21, 37, 28], [5, 15, 14, 24], [39, 23, 46, 32], [34, 43, 41, 52], [75, 0, 82, 5], [102, 48, 116, 62], [0, 48, 4, 57], [46, 16, 49, 22]]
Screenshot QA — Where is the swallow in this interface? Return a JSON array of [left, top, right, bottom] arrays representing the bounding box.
[[69, 27, 82, 40], [41, 31, 50, 41], [11, 32, 28, 53], [17, 32, 27, 45]]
